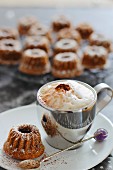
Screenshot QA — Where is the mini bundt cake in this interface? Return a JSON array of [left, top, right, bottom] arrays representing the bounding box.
[[19, 49, 51, 75], [24, 36, 50, 53], [82, 46, 108, 69], [28, 23, 51, 42], [76, 23, 94, 39], [57, 28, 81, 44], [54, 38, 79, 54], [0, 27, 19, 40], [0, 39, 22, 65], [3, 124, 45, 160], [89, 33, 111, 52], [52, 52, 83, 78], [18, 16, 38, 36], [51, 15, 71, 32]]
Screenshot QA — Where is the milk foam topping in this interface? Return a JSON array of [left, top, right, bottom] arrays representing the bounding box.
[[39, 80, 95, 111]]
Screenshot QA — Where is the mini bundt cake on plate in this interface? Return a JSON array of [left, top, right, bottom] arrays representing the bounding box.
[[3, 124, 45, 160]]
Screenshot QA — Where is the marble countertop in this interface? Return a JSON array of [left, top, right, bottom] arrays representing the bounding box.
[[0, 7, 113, 170]]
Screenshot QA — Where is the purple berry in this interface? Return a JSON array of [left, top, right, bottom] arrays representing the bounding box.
[[94, 128, 108, 142]]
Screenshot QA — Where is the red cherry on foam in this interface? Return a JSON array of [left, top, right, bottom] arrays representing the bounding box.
[[94, 128, 108, 142]]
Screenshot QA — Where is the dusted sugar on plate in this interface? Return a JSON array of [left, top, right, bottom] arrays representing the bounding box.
[[39, 80, 95, 111]]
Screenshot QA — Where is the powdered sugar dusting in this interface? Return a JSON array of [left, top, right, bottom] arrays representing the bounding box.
[[0, 149, 21, 170], [0, 149, 48, 170]]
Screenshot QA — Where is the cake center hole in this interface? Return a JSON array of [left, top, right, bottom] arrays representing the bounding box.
[[62, 55, 70, 58], [32, 50, 39, 55], [63, 42, 69, 46], [5, 43, 13, 47], [19, 127, 31, 133], [37, 27, 42, 31]]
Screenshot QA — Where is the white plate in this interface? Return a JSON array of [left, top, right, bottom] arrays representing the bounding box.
[[0, 104, 113, 170]]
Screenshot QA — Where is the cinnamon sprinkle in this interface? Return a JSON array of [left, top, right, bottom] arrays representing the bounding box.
[[55, 84, 70, 91]]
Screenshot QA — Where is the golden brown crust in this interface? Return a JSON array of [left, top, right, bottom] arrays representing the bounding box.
[[0, 39, 22, 65], [19, 49, 51, 75], [3, 124, 45, 160], [57, 28, 81, 43], [28, 24, 52, 42], [24, 36, 50, 53], [89, 33, 111, 52], [52, 15, 71, 32], [19, 62, 51, 75], [52, 52, 83, 78], [76, 23, 94, 39], [0, 27, 19, 40], [82, 46, 108, 69], [54, 38, 78, 54], [18, 16, 37, 36]]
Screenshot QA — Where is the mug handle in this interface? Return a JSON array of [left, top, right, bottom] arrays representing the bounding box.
[[94, 83, 113, 114]]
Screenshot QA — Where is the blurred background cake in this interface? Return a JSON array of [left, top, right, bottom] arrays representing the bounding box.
[[0, 27, 19, 40], [0, 39, 22, 65], [19, 48, 51, 75], [51, 15, 71, 32], [57, 28, 81, 44], [54, 38, 79, 54], [76, 23, 94, 39], [89, 33, 111, 52], [52, 52, 82, 78], [17, 16, 38, 36], [82, 46, 108, 69], [24, 36, 50, 53]]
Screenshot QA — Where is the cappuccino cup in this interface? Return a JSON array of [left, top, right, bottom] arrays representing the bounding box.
[[37, 80, 113, 149]]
